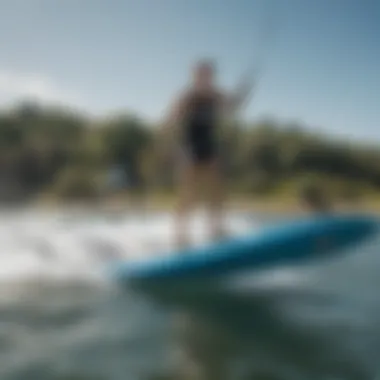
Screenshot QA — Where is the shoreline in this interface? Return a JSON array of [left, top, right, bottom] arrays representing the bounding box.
[[27, 194, 380, 215]]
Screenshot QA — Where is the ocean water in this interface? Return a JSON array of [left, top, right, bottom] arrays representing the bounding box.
[[0, 208, 379, 380]]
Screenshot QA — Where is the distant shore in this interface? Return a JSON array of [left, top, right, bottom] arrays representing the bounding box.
[[32, 193, 380, 215]]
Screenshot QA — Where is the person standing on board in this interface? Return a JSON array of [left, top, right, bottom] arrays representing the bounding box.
[[164, 59, 253, 247]]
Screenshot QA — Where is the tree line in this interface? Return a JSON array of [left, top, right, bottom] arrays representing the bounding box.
[[0, 101, 378, 203]]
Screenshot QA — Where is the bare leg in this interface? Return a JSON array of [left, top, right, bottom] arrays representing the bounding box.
[[175, 164, 200, 248], [204, 159, 227, 241]]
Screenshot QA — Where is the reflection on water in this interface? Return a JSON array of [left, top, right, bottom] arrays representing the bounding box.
[[144, 285, 370, 380], [0, 209, 378, 380]]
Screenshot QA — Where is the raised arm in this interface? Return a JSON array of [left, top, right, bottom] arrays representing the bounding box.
[[219, 77, 254, 115]]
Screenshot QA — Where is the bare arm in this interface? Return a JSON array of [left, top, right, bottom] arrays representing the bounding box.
[[165, 91, 188, 132], [219, 77, 254, 115], [158, 91, 188, 153]]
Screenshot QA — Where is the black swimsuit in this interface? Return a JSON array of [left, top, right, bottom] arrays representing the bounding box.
[[181, 90, 219, 164]]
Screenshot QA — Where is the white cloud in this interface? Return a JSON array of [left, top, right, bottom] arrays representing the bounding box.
[[0, 69, 87, 110]]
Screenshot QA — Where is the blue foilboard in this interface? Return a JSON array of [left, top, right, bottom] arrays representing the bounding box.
[[110, 214, 378, 285]]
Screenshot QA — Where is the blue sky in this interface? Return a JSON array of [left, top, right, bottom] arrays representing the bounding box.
[[0, 0, 379, 141]]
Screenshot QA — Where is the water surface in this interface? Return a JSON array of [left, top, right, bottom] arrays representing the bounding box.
[[0, 208, 378, 380]]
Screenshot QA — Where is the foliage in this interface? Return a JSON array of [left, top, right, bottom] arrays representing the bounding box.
[[51, 166, 101, 200], [0, 101, 378, 202]]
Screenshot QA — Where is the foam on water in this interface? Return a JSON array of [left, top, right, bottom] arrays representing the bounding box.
[[0, 209, 309, 291], [0, 210, 245, 282]]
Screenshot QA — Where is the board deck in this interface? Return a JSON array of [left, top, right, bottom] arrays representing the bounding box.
[[110, 214, 378, 285]]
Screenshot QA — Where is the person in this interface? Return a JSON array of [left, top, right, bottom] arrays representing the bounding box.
[[164, 59, 253, 247]]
